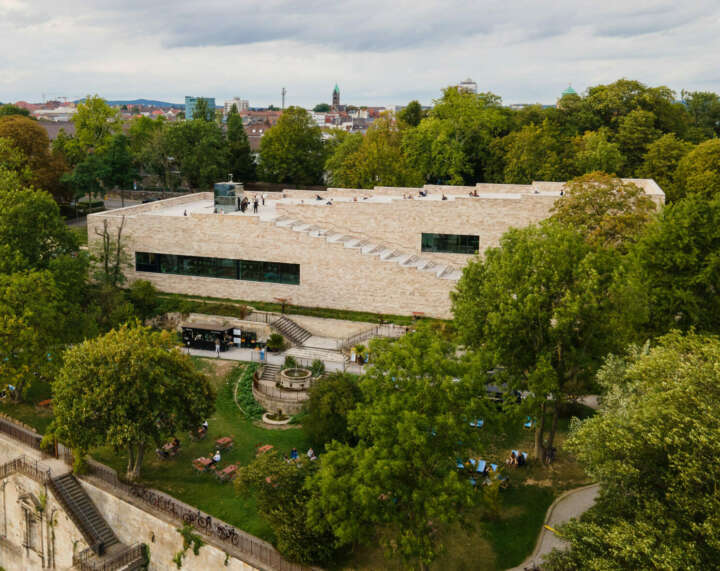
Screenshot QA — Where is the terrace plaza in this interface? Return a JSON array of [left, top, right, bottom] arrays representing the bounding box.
[[88, 181, 665, 318]]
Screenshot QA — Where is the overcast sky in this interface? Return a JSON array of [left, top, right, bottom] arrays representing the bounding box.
[[1, 0, 719, 107]]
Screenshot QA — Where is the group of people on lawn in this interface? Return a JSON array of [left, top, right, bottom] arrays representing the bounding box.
[[285, 447, 317, 462]]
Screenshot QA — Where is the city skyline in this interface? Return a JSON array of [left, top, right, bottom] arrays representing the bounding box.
[[1, 1, 720, 107]]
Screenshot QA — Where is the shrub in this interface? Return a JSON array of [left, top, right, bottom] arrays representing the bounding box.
[[267, 333, 285, 352], [310, 359, 325, 377], [283, 355, 298, 369], [231, 364, 264, 419]]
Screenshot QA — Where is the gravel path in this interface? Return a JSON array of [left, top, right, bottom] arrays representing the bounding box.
[[508, 483, 600, 570]]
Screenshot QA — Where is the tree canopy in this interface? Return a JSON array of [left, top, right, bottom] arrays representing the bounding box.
[[308, 326, 492, 568], [452, 222, 644, 459], [258, 107, 326, 185], [550, 172, 658, 249], [545, 332, 720, 570], [51, 324, 215, 480]]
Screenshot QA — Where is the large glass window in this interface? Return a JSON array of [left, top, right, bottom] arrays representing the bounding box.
[[135, 252, 299, 285], [421, 233, 479, 255]]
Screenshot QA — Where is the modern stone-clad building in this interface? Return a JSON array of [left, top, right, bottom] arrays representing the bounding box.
[[88, 181, 665, 319]]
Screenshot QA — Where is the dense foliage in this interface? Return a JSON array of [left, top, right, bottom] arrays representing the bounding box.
[[544, 332, 720, 569], [50, 324, 215, 480]]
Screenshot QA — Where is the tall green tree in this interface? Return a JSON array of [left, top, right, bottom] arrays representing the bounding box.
[[494, 121, 571, 183], [397, 100, 423, 127], [303, 372, 362, 449], [191, 98, 214, 122], [308, 326, 492, 569], [72, 95, 122, 154], [236, 452, 337, 564], [0, 115, 69, 199], [637, 133, 694, 202], [325, 114, 422, 188], [550, 172, 657, 250], [163, 120, 229, 189], [0, 270, 64, 402], [633, 195, 720, 335], [614, 109, 661, 174], [51, 324, 215, 480], [681, 90, 720, 141], [674, 138, 720, 201], [570, 129, 624, 176], [404, 87, 509, 184], [258, 107, 326, 185], [545, 332, 720, 570], [227, 112, 255, 182], [452, 222, 644, 460], [0, 187, 79, 272]]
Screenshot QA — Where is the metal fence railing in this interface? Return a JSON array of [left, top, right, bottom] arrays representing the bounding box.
[[0, 455, 51, 484], [74, 543, 145, 571], [0, 417, 42, 450], [83, 459, 313, 571]]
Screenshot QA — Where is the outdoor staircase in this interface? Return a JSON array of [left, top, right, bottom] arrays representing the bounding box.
[[50, 473, 119, 554], [266, 215, 463, 281], [260, 363, 281, 381], [272, 316, 313, 345]]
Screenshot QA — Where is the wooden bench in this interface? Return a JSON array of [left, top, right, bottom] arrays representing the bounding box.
[[215, 436, 233, 450]]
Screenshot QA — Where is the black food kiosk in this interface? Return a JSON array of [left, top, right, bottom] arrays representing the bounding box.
[[181, 323, 233, 352]]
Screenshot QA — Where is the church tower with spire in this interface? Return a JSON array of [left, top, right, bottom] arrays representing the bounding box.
[[332, 84, 340, 110]]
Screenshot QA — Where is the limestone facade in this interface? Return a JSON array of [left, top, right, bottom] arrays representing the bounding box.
[[88, 180, 664, 319]]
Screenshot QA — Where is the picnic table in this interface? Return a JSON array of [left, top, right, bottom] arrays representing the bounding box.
[[256, 444, 274, 456], [216, 464, 238, 482], [162, 442, 180, 457], [192, 457, 213, 472], [215, 436, 234, 450]]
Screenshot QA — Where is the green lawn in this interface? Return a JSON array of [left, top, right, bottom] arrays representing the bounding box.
[[1, 358, 589, 566], [90, 359, 310, 542]]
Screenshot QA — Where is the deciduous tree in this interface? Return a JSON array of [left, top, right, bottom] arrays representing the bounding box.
[[303, 372, 362, 448], [236, 452, 337, 564], [544, 332, 720, 570], [452, 222, 644, 460], [550, 172, 657, 249], [674, 138, 720, 201], [637, 133, 694, 202], [227, 112, 255, 182], [633, 195, 720, 334], [258, 107, 325, 185], [51, 324, 215, 480], [308, 326, 492, 569]]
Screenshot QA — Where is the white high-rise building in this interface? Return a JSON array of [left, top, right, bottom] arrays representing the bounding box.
[[457, 78, 478, 94], [224, 97, 249, 115]]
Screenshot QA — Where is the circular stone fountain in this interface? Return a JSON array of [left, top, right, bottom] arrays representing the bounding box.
[[278, 368, 312, 390]]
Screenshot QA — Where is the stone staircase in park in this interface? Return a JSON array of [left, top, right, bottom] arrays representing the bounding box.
[[260, 363, 281, 381], [50, 473, 120, 554], [271, 315, 313, 345], [266, 215, 463, 281]]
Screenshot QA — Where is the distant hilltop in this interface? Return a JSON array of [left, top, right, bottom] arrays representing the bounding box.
[[74, 98, 186, 108]]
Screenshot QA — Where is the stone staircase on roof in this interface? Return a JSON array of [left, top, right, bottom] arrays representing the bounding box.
[[50, 473, 119, 555], [271, 316, 313, 345], [267, 215, 463, 281]]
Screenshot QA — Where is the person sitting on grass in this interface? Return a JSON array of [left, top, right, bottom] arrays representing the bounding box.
[[517, 452, 526, 467], [210, 450, 221, 466], [290, 447, 299, 460], [171, 437, 180, 451], [506, 451, 517, 466]]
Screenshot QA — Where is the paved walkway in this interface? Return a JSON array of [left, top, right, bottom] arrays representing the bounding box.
[[187, 347, 365, 374], [509, 483, 600, 570]]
